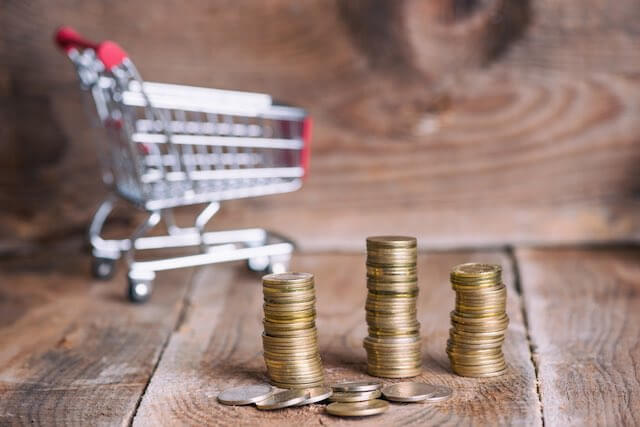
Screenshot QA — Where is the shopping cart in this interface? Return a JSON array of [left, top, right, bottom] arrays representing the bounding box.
[[55, 27, 311, 302]]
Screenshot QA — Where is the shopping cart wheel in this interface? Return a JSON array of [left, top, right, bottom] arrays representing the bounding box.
[[92, 257, 116, 280], [127, 270, 155, 303], [247, 256, 271, 273], [267, 257, 290, 275]]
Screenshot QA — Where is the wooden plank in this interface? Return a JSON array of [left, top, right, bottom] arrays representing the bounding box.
[[133, 251, 541, 425], [0, 247, 193, 425], [2, 0, 640, 252], [517, 248, 640, 426]]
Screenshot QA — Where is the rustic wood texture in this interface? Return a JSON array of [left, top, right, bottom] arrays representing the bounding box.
[[133, 251, 541, 425], [517, 248, 640, 426], [0, 245, 193, 425], [1, 0, 640, 253]]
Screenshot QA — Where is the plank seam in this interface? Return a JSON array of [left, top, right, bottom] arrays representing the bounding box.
[[507, 246, 545, 427], [127, 269, 197, 427]]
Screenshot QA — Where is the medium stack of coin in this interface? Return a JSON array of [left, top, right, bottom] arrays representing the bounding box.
[[262, 272, 325, 388], [447, 263, 509, 377], [364, 236, 422, 378]]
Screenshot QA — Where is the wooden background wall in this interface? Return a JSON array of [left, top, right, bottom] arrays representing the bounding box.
[[1, 0, 640, 253]]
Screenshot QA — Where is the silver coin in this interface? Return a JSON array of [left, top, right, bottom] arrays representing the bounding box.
[[332, 380, 382, 392], [217, 384, 274, 405], [326, 399, 389, 417], [423, 384, 453, 402], [256, 389, 310, 410], [382, 382, 450, 403], [297, 386, 333, 405]]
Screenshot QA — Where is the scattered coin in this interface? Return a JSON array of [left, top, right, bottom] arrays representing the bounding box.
[[329, 389, 381, 403], [422, 385, 453, 403], [448, 263, 508, 377], [326, 399, 389, 417], [331, 380, 382, 392], [217, 384, 274, 406], [297, 386, 333, 405], [364, 236, 422, 379], [382, 382, 451, 403], [256, 389, 310, 410]]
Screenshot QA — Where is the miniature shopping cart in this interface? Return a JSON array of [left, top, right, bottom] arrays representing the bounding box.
[[55, 27, 311, 302]]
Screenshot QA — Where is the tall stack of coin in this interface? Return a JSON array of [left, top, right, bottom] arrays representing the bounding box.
[[447, 263, 508, 377], [262, 272, 325, 388], [364, 236, 422, 378]]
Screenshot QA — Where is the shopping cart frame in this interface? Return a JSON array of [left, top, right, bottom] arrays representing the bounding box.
[[55, 27, 311, 302]]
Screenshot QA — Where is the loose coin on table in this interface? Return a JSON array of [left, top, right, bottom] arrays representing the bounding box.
[[326, 400, 390, 417], [330, 389, 381, 403], [297, 386, 333, 405], [422, 384, 453, 403], [332, 380, 382, 392], [256, 389, 310, 410], [382, 382, 452, 403], [217, 384, 274, 406]]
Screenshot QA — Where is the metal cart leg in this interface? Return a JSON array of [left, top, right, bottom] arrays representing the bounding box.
[[126, 211, 162, 303], [88, 194, 120, 279], [195, 202, 220, 252]]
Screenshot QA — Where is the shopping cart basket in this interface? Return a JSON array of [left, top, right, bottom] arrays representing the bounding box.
[[55, 27, 311, 302]]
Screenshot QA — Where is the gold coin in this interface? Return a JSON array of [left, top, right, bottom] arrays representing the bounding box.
[[366, 367, 422, 378], [326, 399, 389, 417], [263, 272, 313, 284], [331, 380, 382, 392], [269, 379, 325, 389], [366, 235, 417, 247], [452, 367, 507, 378], [451, 263, 501, 277], [329, 389, 381, 402]]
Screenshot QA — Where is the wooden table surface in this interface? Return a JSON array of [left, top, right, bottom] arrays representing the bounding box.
[[1, 245, 639, 426]]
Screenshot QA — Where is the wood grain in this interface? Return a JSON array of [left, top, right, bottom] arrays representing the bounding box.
[[133, 251, 541, 425], [0, 245, 193, 425], [517, 248, 640, 427], [2, 0, 640, 252]]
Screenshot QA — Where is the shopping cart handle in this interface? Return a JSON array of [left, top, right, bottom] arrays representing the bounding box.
[[97, 41, 129, 71], [55, 26, 98, 52], [54, 26, 129, 71]]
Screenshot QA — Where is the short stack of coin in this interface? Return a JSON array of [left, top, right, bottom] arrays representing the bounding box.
[[364, 236, 422, 378], [327, 381, 389, 417], [447, 263, 509, 377], [262, 272, 325, 388]]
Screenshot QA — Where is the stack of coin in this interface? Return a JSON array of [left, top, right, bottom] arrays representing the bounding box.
[[327, 381, 388, 417], [447, 263, 509, 377], [262, 272, 325, 388], [363, 236, 422, 378]]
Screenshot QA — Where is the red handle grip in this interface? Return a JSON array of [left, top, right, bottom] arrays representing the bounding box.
[[55, 26, 98, 52], [54, 26, 128, 71]]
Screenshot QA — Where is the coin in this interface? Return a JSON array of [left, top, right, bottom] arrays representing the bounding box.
[[329, 389, 381, 402], [263, 272, 314, 285], [326, 399, 389, 417], [382, 382, 447, 403], [217, 384, 274, 405], [331, 380, 382, 392], [297, 386, 333, 405], [255, 389, 310, 410]]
